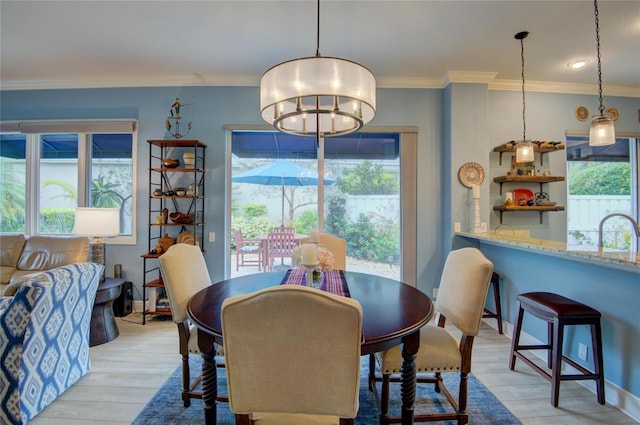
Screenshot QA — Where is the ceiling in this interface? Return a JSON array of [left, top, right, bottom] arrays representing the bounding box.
[[1, 1, 639, 95]]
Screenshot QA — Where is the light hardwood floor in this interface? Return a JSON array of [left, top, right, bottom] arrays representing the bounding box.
[[28, 313, 638, 425]]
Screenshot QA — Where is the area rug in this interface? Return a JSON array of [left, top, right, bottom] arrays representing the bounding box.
[[132, 356, 521, 425]]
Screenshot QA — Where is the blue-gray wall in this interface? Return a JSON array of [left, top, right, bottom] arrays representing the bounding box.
[[2, 84, 639, 399]]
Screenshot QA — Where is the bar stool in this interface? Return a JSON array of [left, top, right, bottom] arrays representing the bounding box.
[[483, 271, 503, 334], [509, 292, 605, 407]]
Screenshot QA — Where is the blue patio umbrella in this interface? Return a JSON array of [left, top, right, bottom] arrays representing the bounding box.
[[232, 160, 335, 225]]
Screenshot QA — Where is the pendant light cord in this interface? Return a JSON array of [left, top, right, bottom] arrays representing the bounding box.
[[520, 37, 526, 142], [515, 31, 529, 142], [594, 0, 605, 115], [315, 0, 321, 57]]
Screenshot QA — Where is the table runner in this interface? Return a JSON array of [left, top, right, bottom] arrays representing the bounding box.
[[281, 268, 351, 298]]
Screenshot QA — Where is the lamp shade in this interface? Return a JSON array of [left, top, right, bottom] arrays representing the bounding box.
[[516, 141, 535, 162], [589, 114, 616, 146], [73, 207, 120, 237], [260, 56, 376, 137]]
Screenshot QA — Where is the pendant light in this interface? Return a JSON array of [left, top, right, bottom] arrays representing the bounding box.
[[589, 0, 615, 146], [260, 0, 376, 138], [515, 31, 535, 163]]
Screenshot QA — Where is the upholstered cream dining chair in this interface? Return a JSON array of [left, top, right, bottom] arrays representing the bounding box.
[[222, 285, 363, 425], [158, 243, 225, 407], [369, 247, 494, 425], [301, 233, 347, 270]]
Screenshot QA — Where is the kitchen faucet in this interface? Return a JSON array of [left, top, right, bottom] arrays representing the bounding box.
[[597, 213, 640, 249]]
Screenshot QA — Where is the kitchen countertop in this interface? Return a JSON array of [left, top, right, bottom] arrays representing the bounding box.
[[456, 231, 640, 274]]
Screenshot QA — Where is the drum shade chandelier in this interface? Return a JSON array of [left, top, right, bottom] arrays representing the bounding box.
[[260, 0, 376, 138], [589, 0, 615, 146], [514, 31, 534, 163]]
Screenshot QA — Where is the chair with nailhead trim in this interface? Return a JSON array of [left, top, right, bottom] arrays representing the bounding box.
[[368, 247, 494, 425]]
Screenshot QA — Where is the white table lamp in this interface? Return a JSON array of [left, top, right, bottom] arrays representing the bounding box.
[[73, 207, 119, 281]]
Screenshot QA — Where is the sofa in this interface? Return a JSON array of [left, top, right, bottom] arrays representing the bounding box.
[[0, 234, 89, 295], [0, 262, 102, 425]]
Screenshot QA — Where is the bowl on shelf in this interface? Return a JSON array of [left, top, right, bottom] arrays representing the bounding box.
[[175, 187, 186, 196], [169, 212, 195, 224], [536, 200, 557, 206], [162, 158, 180, 168]]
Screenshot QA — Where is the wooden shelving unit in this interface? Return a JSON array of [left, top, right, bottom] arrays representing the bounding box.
[[493, 205, 566, 224], [493, 143, 564, 166], [493, 175, 565, 195], [141, 139, 207, 324], [492, 142, 566, 224]]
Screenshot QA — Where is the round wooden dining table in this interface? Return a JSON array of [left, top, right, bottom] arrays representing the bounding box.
[[187, 270, 434, 425]]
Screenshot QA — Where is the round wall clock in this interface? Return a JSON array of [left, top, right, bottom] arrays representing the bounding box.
[[458, 162, 485, 187]]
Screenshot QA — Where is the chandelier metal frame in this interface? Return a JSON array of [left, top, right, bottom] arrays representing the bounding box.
[[259, 0, 376, 138]]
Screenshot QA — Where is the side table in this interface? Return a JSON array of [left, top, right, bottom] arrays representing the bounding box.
[[90, 277, 125, 347]]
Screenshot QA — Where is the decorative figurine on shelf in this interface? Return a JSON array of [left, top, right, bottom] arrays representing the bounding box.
[[165, 97, 194, 139], [170, 98, 181, 119]]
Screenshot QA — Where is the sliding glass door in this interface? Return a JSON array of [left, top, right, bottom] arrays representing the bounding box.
[[228, 129, 410, 281]]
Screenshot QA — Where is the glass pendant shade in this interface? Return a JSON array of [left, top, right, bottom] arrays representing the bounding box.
[[589, 114, 616, 146], [260, 56, 376, 137], [516, 141, 535, 162], [588, 0, 615, 146]]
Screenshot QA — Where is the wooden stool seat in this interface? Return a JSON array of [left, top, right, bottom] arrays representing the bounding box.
[[483, 272, 503, 334], [509, 291, 605, 407], [517, 292, 601, 319]]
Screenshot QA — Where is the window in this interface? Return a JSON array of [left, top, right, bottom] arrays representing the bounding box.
[[566, 134, 639, 251], [0, 120, 137, 244], [228, 128, 417, 283]]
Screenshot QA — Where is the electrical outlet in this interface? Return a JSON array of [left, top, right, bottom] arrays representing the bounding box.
[[208, 232, 215, 242], [480, 222, 487, 232], [454, 222, 461, 232], [578, 343, 588, 361], [433, 288, 439, 299]]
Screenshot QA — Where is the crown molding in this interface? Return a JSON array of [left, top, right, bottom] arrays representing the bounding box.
[[1, 74, 638, 98], [0, 74, 260, 91], [489, 79, 640, 98], [443, 71, 499, 85]]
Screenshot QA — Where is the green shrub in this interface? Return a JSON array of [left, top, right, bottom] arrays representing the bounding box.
[[292, 209, 318, 235], [242, 204, 268, 218], [40, 208, 75, 233], [230, 215, 275, 250], [345, 213, 399, 262], [326, 194, 347, 236]]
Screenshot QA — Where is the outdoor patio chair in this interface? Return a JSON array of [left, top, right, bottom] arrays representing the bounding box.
[[266, 231, 297, 271], [158, 244, 226, 408], [233, 229, 264, 271], [369, 247, 493, 425], [222, 285, 362, 424], [273, 225, 296, 233]]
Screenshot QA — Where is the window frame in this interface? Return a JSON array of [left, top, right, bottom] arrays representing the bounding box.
[[0, 120, 138, 245], [565, 131, 639, 250], [225, 125, 418, 284]]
